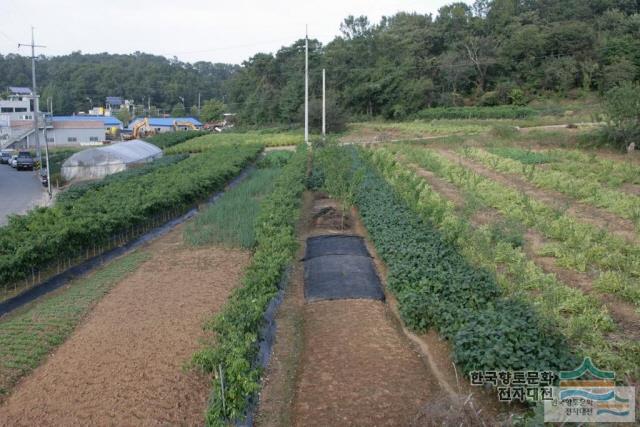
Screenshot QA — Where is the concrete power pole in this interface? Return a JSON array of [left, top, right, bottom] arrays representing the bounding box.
[[198, 92, 201, 116], [322, 68, 326, 139], [304, 27, 309, 146], [18, 27, 45, 164]]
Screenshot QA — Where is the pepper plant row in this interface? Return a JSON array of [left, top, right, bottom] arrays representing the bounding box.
[[56, 154, 188, 205], [165, 131, 301, 154], [0, 144, 262, 290]]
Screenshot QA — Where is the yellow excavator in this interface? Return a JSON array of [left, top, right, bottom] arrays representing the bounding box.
[[129, 118, 156, 139], [173, 120, 198, 131]]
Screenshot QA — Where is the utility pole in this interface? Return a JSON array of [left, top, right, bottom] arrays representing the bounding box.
[[198, 92, 201, 116], [322, 68, 326, 139], [18, 27, 45, 164], [304, 26, 309, 146]]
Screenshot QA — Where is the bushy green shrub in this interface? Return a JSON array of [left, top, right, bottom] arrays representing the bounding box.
[[599, 81, 640, 150], [454, 300, 575, 372], [144, 130, 207, 149]]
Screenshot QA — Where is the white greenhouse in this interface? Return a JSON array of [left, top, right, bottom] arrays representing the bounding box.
[[61, 140, 163, 181]]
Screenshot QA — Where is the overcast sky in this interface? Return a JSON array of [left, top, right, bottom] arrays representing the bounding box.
[[0, 0, 467, 65]]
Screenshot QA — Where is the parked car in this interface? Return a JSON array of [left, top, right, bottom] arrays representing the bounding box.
[[9, 155, 18, 168], [16, 151, 34, 171], [0, 149, 15, 164]]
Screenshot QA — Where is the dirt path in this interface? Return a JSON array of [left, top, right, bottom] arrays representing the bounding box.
[[435, 148, 639, 245], [0, 225, 250, 426], [293, 299, 438, 426], [257, 193, 498, 426]]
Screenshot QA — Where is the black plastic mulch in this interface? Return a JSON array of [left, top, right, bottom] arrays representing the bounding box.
[[303, 235, 384, 302]]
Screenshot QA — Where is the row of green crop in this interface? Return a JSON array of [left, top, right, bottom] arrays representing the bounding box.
[[328, 146, 574, 374], [190, 145, 307, 426], [414, 106, 537, 120], [394, 144, 640, 307], [487, 147, 555, 165], [165, 132, 301, 154], [461, 147, 640, 226], [369, 147, 639, 379], [184, 166, 283, 248], [491, 147, 640, 188], [0, 144, 262, 289], [56, 154, 188, 205], [143, 130, 207, 149]]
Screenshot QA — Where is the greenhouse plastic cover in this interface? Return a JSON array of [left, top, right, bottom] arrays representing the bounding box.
[[61, 139, 162, 181]]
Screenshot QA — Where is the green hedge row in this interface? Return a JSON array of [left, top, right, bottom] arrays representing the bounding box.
[[348, 147, 575, 374], [143, 130, 207, 149], [0, 144, 262, 289], [191, 145, 307, 426], [56, 154, 188, 205], [414, 106, 537, 120]]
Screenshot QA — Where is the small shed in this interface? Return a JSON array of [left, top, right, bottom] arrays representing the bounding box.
[[61, 139, 162, 181]]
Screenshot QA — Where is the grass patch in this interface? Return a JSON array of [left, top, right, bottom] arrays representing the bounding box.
[[257, 150, 293, 168], [414, 106, 537, 120], [184, 166, 283, 248], [0, 251, 149, 398], [488, 147, 555, 164]]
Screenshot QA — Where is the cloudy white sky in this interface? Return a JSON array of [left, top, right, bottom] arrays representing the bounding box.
[[0, 0, 467, 64]]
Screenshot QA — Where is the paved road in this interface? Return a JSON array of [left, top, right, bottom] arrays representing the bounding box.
[[0, 163, 46, 226]]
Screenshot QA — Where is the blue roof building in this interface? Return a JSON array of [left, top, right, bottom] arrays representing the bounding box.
[[53, 115, 123, 128], [128, 117, 202, 132]]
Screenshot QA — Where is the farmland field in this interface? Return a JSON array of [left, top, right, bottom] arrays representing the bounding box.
[[1, 121, 639, 426], [348, 125, 640, 387], [5, 0, 640, 423]]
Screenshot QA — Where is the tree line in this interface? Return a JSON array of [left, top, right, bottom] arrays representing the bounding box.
[[1, 0, 640, 126], [0, 51, 237, 117], [230, 0, 640, 125]]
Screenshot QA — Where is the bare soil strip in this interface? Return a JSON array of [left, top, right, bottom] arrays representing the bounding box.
[[293, 299, 438, 426], [0, 225, 250, 426], [405, 160, 640, 340], [435, 147, 639, 244]]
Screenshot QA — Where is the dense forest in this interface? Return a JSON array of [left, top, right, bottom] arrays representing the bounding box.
[[2, 0, 640, 124], [0, 52, 237, 116]]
